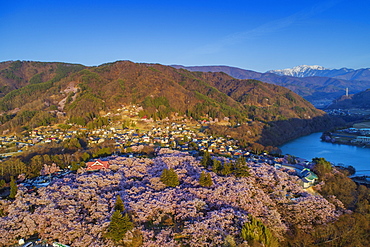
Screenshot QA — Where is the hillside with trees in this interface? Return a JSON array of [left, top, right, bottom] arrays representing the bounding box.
[[0, 60, 337, 147], [0, 61, 85, 98], [327, 89, 370, 109]]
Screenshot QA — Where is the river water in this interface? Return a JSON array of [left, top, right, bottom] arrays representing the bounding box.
[[279, 132, 370, 176]]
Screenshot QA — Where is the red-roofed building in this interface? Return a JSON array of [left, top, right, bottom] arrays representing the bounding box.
[[86, 159, 110, 171]]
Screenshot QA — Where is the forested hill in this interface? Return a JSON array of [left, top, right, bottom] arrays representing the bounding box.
[[0, 60, 336, 146], [327, 89, 370, 109], [0, 61, 85, 97]]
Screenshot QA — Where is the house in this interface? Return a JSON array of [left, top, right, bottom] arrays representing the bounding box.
[[355, 136, 370, 143], [142, 136, 150, 142], [299, 168, 318, 188], [86, 159, 110, 171]]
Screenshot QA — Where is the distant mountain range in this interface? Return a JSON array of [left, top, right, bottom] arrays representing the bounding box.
[[172, 65, 370, 108], [267, 65, 370, 80]]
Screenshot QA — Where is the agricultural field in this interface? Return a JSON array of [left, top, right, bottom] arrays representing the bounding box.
[[353, 121, 370, 129]]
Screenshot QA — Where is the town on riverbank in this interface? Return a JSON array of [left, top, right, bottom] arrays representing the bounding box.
[[321, 121, 370, 148], [1, 107, 370, 246], [1, 104, 369, 195], [0, 104, 337, 199]]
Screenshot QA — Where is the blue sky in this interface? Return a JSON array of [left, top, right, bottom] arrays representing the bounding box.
[[1, 0, 370, 72]]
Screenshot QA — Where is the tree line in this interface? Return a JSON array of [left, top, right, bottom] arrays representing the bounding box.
[[0, 137, 115, 184]]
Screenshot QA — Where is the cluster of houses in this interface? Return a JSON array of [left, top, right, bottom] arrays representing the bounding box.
[[335, 127, 370, 144], [0, 121, 243, 158], [353, 136, 370, 144], [20, 170, 71, 191], [342, 127, 370, 135], [0, 108, 321, 190], [0, 135, 34, 157], [325, 108, 370, 117], [0, 102, 243, 158], [352, 128, 370, 144], [325, 109, 351, 116]]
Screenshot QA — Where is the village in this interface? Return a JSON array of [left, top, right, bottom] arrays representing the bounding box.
[[0, 104, 248, 158], [0, 104, 322, 202], [14, 131, 319, 193], [0, 108, 351, 247], [321, 122, 370, 146]]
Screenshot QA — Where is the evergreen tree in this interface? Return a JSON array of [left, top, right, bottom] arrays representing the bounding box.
[[233, 167, 250, 178], [105, 211, 134, 243], [160, 168, 179, 187], [199, 171, 213, 187], [114, 195, 125, 212], [234, 156, 250, 177], [9, 176, 17, 199], [241, 215, 278, 247], [212, 159, 222, 174], [200, 151, 210, 168], [70, 162, 82, 171], [236, 156, 246, 167], [0, 179, 5, 188], [221, 162, 233, 176], [81, 152, 90, 162], [160, 168, 169, 184], [200, 151, 213, 168]]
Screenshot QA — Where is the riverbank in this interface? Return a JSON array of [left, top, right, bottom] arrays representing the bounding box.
[[321, 122, 370, 148], [321, 131, 370, 148], [279, 132, 370, 176]]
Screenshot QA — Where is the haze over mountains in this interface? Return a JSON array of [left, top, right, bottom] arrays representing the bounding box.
[[173, 65, 370, 108]]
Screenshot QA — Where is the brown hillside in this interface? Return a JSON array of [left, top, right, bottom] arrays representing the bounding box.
[[0, 60, 337, 146]]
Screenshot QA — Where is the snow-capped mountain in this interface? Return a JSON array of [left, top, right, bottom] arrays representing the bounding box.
[[267, 65, 356, 78], [173, 64, 370, 108]]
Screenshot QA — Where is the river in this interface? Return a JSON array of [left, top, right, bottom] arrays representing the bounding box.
[[279, 132, 370, 176]]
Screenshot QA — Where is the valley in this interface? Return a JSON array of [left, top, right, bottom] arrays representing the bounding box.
[[0, 60, 369, 246], [3, 1, 370, 246], [0, 60, 337, 147]]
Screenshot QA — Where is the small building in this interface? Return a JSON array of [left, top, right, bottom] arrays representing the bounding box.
[[299, 168, 318, 188], [142, 136, 150, 142], [86, 159, 110, 171], [355, 136, 370, 143]]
